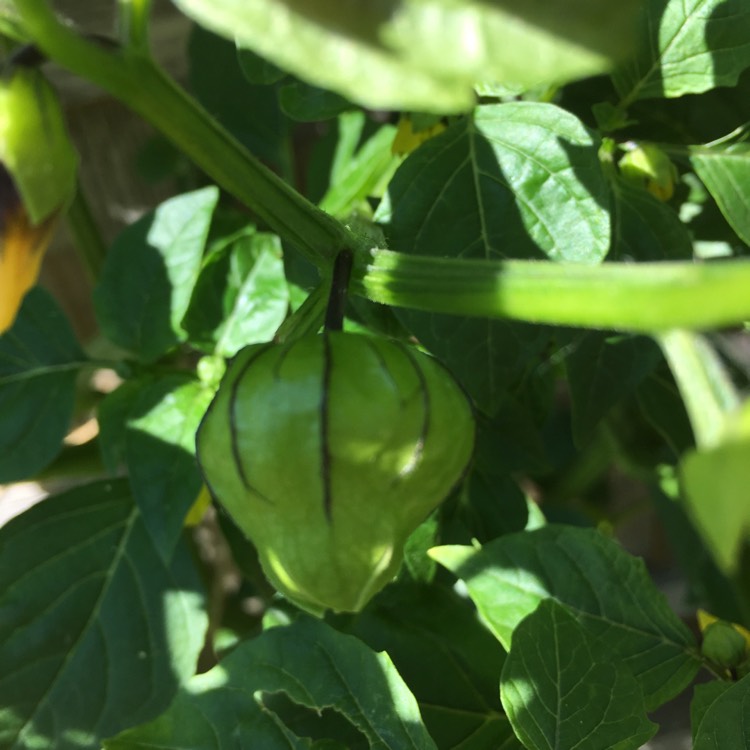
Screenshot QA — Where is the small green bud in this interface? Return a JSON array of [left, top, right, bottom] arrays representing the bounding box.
[[619, 143, 677, 201], [197, 332, 475, 614], [701, 620, 748, 668], [197, 354, 226, 389]]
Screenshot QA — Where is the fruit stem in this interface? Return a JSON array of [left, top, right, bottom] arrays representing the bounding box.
[[324, 249, 354, 332]]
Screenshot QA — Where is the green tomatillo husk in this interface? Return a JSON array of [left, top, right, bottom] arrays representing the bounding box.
[[196, 331, 475, 614], [0, 65, 77, 332]]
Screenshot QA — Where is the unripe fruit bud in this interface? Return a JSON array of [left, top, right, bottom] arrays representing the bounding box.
[[701, 620, 748, 668], [197, 332, 475, 614]]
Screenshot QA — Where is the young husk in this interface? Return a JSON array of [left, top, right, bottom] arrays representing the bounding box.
[[197, 331, 475, 614], [0, 65, 77, 332]]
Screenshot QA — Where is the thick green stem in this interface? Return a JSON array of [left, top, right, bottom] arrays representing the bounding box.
[[14, 0, 351, 269], [355, 250, 750, 332], [15, 0, 750, 335], [658, 330, 739, 450]]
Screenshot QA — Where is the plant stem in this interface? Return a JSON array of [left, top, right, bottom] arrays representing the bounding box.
[[117, 0, 152, 53], [324, 249, 353, 332], [657, 330, 739, 450], [354, 249, 750, 332], [14, 0, 352, 269], [65, 182, 107, 282], [16, 0, 750, 334]]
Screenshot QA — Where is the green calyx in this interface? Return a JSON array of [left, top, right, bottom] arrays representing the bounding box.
[[0, 65, 77, 224], [701, 621, 748, 669], [196, 331, 475, 614]]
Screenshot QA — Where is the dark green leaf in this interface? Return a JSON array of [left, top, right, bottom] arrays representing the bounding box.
[[614, 0, 750, 105], [380, 102, 609, 413], [611, 176, 693, 260], [693, 673, 750, 748], [183, 228, 289, 356], [0, 479, 207, 750], [124, 375, 214, 558], [635, 367, 694, 456], [566, 333, 662, 445], [279, 81, 352, 122], [189, 26, 289, 167], [430, 525, 700, 709], [104, 617, 437, 750], [681, 437, 750, 573], [348, 584, 511, 750], [93, 186, 219, 362], [691, 680, 733, 740], [0, 288, 86, 482], [501, 600, 657, 750], [474, 398, 549, 476], [236, 44, 286, 84], [460, 473, 530, 543], [97, 377, 146, 474], [173, 0, 641, 112], [690, 144, 750, 246]]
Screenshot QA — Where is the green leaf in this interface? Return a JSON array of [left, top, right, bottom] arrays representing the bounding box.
[[681, 437, 750, 573], [461, 473, 530, 543], [473, 400, 549, 476], [182, 227, 289, 356], [566, 333, 662, 445], [379, 102, 609, 413], [94, 186, 219, 362], [691, 681, 733, 741], [611, 176, 693, 260], [172, 0, 640, 113], [104, 617, 437, 750], [98, 375, 213, 559], [0, 479, 207, 750], [382, 103, 610, 264], [0, 288, 86, 482], [614, 0, 750, 105], [693, 673, 750, 748], [279, 81, 352, 122], [236, 44, 286, 84], [690, 144, 750, 246], [635, 367, 694, 457], [501, 600, 657, 750], [190, 26, 289, 167], [348, 584, 509, 750], [319, 118, 399, 219], [430, 525, 700, 709], [98, 377, 145, 475], [124, 375, 214, 559]]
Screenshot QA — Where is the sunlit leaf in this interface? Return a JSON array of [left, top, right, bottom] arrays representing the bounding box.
[[614, 0, 750, 105], [173, 0, 641, 113]]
